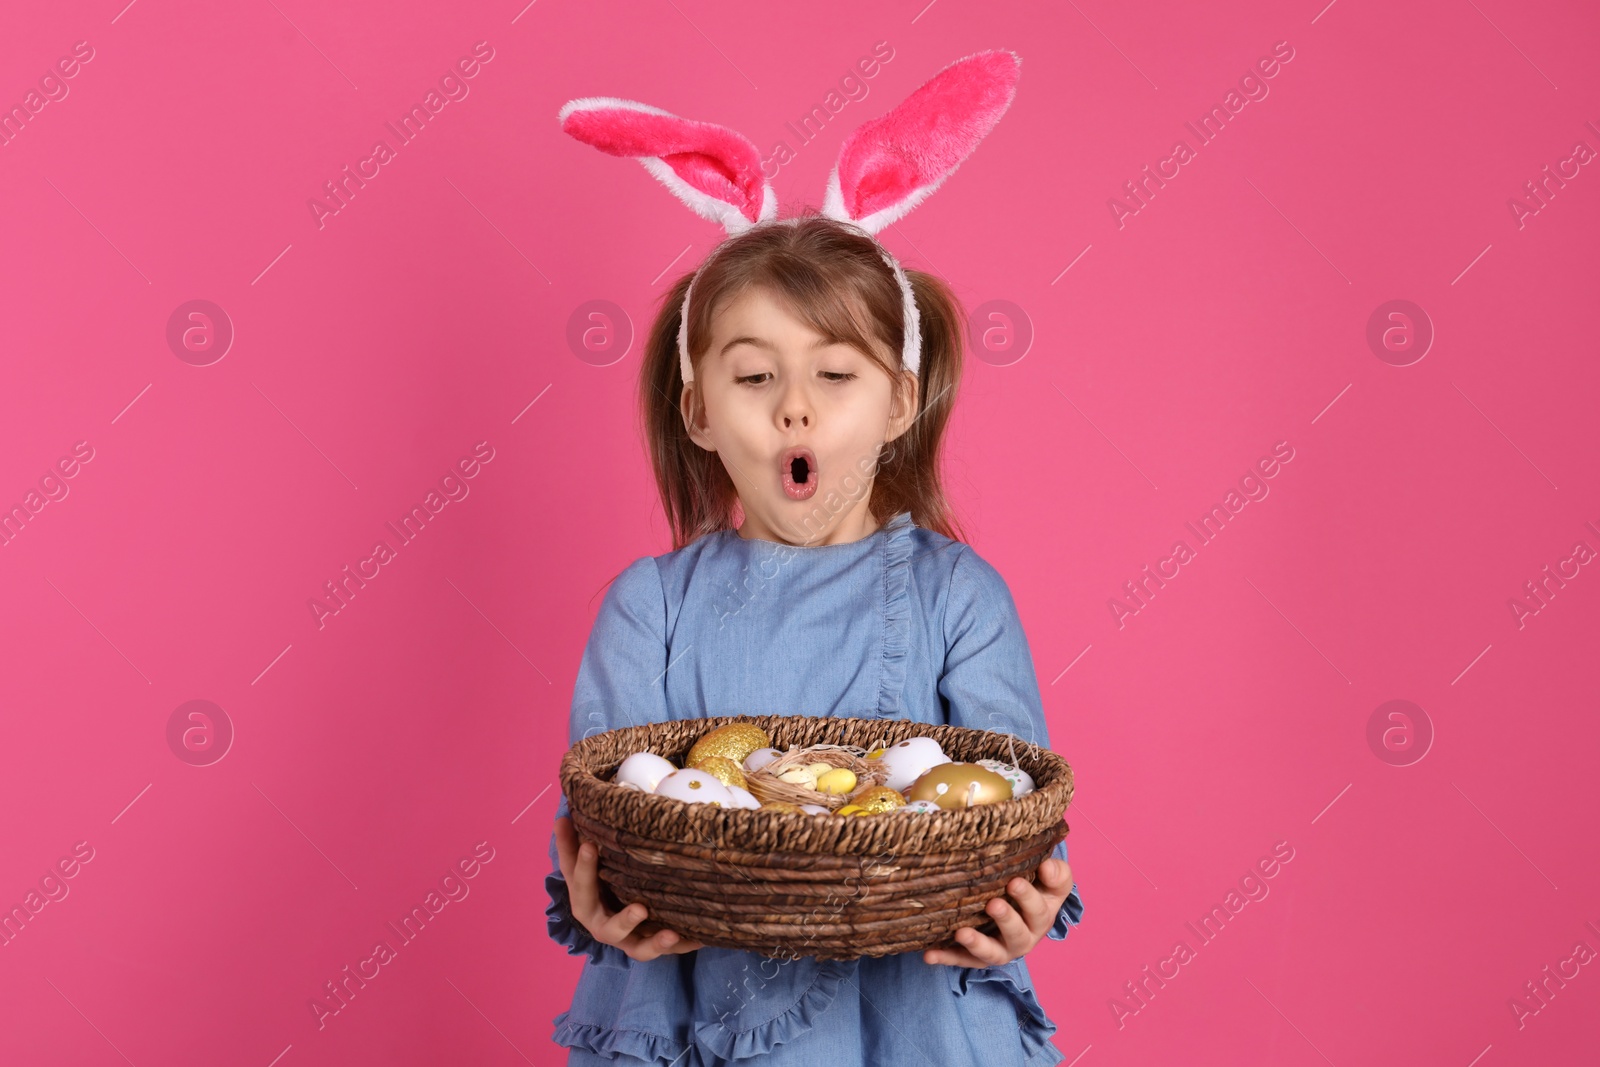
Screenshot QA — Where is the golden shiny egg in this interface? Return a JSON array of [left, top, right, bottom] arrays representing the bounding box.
[[687, 723, 771, 768], [815, 768, 858, 795], [692, 756, 748, 791], [850, 785, 907, 813], [760, 801, 805, 814], [905, 763, 1013, 810]]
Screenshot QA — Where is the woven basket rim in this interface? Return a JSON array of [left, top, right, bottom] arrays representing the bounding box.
[[560, 714, 1075, 857]]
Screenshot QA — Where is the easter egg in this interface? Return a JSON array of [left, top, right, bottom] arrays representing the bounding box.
[[777, 766, 819, 788], [798, 804, 831, 815], [879, 737, 952, 792], [695, 755, 749, 791], [687, 723, 771, 768], [851, 785, 907, 813], [815, 768, 858, 795], [614, 751, 677, 792], [835, 804, 868, 816], [743, 747, 782, 773], [725, 785, 762, 809], [654, 768, 735, 807], [761, 801, 805, 814], [899, 800, 943, 813], [976, 758, 1035, 799], [906, 763, 1013, 810]]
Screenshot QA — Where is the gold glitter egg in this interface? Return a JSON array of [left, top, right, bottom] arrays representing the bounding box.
[[687, 723, 771, 768], [850, 786, 907, 814], [693, 756, 748, 791], [760, 801, 805, 814], [906, 763, 1013, 810], [815, 768, 857, 795]]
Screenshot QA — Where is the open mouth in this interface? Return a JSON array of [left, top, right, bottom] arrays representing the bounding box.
[[780, 446, 818, 501]]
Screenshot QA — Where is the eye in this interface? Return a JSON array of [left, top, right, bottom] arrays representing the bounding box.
[[820, 372, 857, 383], [734, 373, 771, 386]]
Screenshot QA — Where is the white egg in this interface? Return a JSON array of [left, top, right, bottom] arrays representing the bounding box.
[[743, 747, 782, 773], [878, 737, 951, 793], [977, 758, 1036, 799], [654, 768, 735, 807], [798, 804, 831, 815], [614, 751, 677, 793], [899, 800, 944, 813], [725, 785, 763, 809]]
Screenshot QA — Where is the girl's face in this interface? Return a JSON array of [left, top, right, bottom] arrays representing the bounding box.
[[680, 285, 918, 546]]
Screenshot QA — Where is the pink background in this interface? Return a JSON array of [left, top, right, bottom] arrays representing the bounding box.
[[2, 1, 1597, 1064]]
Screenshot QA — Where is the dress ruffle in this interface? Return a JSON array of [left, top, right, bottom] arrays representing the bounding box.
[[1046, 839, 1085, 941], [692, 958, 854, 1060], [546, 794, 632, 970], [948, 959, 1061, 1063], [552, 1015, 690, 1063], [875, 511, 916, 718]]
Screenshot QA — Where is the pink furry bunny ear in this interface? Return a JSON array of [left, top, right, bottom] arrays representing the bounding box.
[[821, 49, 1021, 235], [558, 97, 777, 235]]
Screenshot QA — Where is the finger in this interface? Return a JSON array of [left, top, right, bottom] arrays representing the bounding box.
[[567, 840, 609, 927], [1038, 858, 1073, 891], [554, 817, 576, 881], [986, 897, 1033, 953], [598, 899, 650, 946], [951, 923, 1011, 966], [1005, 876, 1051, 932], [923, 944, 989, 968]]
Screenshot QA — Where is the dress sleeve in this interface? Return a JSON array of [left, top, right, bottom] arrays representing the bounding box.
[[546, 556, 671, 969], [939, 545, 1083, 941]]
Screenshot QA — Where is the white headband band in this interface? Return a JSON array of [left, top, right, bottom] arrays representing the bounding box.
[[676, 229, 921, 385]]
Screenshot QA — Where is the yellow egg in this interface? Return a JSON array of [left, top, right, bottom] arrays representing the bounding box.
[[777, 767, 819, 788], [851, 785, 907, 813], [835, 804, 867, 816], [805, 762, 835, 777], [905, 763, 1013, 810], [693, 756, 748, 791], [815, 768, 857, 795], [866, 747, 886, 759], [687, 723, 772, 768]]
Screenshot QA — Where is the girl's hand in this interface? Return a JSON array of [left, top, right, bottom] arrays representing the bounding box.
[[554, 816, 704, 961], [922, 857, 1074, 968]]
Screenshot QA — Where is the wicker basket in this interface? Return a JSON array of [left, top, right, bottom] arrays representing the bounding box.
[[559, 714, 1075, 960]]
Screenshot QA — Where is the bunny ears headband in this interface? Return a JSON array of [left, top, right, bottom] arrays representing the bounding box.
[[558, 49, 1022, 385]]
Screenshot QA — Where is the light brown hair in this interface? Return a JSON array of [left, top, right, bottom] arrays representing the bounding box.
[[638, 213, 968, 550]]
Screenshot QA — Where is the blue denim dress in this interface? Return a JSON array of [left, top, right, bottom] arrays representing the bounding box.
[[545, 510, 1084, 1066]]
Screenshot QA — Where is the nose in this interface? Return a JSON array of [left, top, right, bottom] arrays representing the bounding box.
[[779, 379, 811, 429]]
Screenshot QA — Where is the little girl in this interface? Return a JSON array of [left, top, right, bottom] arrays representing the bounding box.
[[546, 52, 1082, 1066]]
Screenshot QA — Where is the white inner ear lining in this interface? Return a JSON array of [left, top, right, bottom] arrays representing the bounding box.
[[677, 237, 922, 386]]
